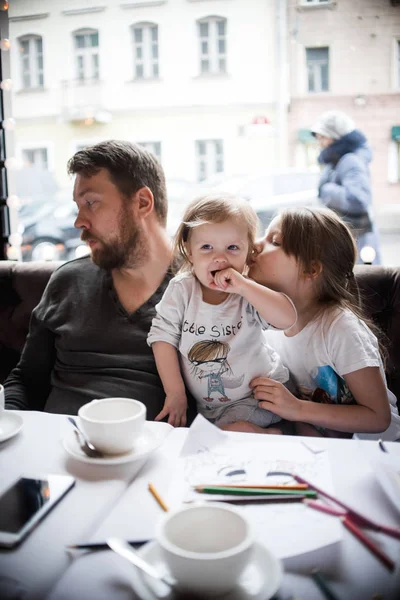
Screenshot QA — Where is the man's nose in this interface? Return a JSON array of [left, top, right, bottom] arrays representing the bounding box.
[[74, 208, 89, 230]]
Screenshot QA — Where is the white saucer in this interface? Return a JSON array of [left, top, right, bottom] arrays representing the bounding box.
[[374, 456, 400, 514], [0, 411, 24, 443], [135, 540, 283, 600], [63, 421, 170, 465]]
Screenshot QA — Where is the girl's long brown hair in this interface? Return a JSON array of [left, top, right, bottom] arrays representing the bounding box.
[[279, 207, 387, 363]]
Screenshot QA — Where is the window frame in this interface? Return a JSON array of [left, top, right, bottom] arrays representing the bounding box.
[[197, 16, 227, 76], [18, 34, 44, 90], [16, 141, 54, 172], [131, 22, 159, 80], [73, 28, 100, 83], [300, 0, 332, 5], [137, 141, 162, 161], [195, 139, 224, 182], [305, 46, 330, 93]]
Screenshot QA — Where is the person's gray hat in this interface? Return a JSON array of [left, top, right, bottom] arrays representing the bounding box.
[[311, 111, 355, 140]]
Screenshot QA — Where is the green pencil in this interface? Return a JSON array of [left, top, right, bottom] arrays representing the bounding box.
[[194, 485, 317, 498]]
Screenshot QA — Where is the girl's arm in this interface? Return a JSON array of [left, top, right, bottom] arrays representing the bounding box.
[[251, 366, 391, 434], [213, 268, 296, 330], [152, 341, 187, 427]]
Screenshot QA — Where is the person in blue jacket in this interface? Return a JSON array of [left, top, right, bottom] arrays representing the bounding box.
[[311, 110, 381, 264]]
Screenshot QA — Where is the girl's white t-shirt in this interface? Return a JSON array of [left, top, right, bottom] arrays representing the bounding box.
[[265, 307, 400, 441]]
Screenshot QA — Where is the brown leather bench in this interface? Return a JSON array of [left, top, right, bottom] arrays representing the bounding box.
[[0, 260, 399, 410]]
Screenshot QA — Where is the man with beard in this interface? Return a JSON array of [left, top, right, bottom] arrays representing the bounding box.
[[4, 140, 189, 420]]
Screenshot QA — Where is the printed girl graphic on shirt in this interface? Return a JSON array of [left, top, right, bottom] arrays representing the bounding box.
[[187, 340, 244, 403], [299, 365, 355, 405]]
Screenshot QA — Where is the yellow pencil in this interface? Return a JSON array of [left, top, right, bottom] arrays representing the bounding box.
[[148, 482, 169, 512]]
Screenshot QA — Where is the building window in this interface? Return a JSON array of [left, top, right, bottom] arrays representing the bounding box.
[[198, 16, 227, 75], [296, 129, 319, 169], [195, 139, 224, 181], [301, 0, 331, 5], [398, 40, 400, 87], [22, 148, 49, 170], [132, 23, 159, 80], [306, 47, 329, 92], [138, 141, 162, 161], [19, 35, 44, 89], [74, 29, 100, 82]]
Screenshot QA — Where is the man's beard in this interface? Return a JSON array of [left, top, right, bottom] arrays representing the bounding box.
[[81, 206, 148, 270]]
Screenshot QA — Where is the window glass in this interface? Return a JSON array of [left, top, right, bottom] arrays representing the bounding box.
[[198, 17, 227, 75], [3, 1, 399, 266], [132, 24, 159, 79]]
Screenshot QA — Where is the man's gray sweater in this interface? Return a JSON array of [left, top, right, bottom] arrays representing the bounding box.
[[4, 256, 171, 418]]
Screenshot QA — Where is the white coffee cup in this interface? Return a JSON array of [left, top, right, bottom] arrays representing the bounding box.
[[78, 397, 146, 455], [0, 384, 4, 415], [156, 502, 254, 596]]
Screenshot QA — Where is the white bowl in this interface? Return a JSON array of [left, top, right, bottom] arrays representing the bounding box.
[[78, 397, 146, 455]]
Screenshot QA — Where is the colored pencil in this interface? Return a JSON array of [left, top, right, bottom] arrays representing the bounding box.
[[378, 439, 388, 453], [197, 494, 307, 504], [304, 498, 346, 517], [193, 485, 317, 498], [67, 540, 149, 551], [311, 569, 341, 600], [294, 474, 400, 540], [196, 483, 308, 490], [148, 482, 169, 512], [341, 516, 395, 572]]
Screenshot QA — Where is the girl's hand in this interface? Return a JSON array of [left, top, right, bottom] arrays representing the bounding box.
[[211, 267, 246, 294], [250, 376, 302, 421], [155, 393, 187, 427]]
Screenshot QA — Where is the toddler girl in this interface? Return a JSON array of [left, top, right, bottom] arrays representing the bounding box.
[[147, 194, 296, 430]]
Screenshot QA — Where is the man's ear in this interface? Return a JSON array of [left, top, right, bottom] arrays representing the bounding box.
[[304, 260, 322, 280], [135, 186, 154, 218]]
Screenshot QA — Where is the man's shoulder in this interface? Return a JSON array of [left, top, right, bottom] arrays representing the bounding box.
[[50, 256, 101, 286]]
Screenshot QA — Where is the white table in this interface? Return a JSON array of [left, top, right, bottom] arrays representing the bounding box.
[[0, 411, 400, 600]]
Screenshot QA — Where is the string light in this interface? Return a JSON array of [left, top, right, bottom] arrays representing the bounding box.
[[0, 2, 9, 11], [0, 78, 12, 91], [2, 117, 15, 130], [4, 157, 23, 170], [8, 232, 22, 246], [0, 39, 10, 51], [7, 195, 21, 208]]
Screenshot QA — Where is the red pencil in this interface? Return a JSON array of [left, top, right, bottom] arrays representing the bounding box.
[[341, 516, 395, 572]]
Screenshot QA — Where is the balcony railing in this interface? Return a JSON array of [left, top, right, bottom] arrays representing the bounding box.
[[60, 79, 111, 124]]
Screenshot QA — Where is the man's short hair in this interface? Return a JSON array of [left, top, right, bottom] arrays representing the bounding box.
[[67, 140, 167, 225]]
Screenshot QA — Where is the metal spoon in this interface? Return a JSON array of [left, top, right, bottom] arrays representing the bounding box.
[[107, 538, 173, 587], [67, 416, 104, 458]]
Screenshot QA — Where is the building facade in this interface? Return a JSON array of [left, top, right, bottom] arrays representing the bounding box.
[[8, 0, 282, 191], [288, 0, 400, 207]]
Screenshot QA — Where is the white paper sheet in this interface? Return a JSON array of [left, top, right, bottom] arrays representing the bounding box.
[[167, 416, 342, 559]]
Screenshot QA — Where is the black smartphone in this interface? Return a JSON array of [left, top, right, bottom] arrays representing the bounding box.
[[0, 474, 76, 548]]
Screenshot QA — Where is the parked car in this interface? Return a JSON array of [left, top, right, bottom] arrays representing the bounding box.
[[18, 180, 197, 261], [18, 190, 86, 261]]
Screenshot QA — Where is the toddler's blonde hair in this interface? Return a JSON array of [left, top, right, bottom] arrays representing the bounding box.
[[174, 193, 258, 272]]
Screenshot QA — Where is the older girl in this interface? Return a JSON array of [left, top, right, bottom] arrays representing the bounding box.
[[249, 207, 400, 440]]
